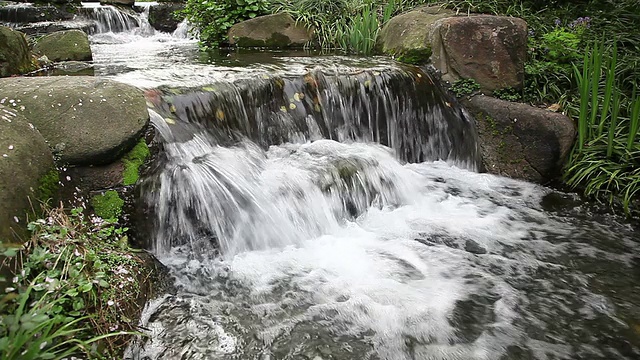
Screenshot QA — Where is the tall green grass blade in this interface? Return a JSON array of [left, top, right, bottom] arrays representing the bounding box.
[[627, 87, 640, 150], [598, 41, 617, 136], [607, 89, 621, 158], [589, 40, 603, 138]]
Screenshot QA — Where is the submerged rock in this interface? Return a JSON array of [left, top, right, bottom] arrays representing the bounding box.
[[463, 95, 576, 183], [0, 76, 149, 165], [33, 29, 93, 62], [0, 26, 34, 77], [0, 104, 55, 242], [228, 13, 312, 48]]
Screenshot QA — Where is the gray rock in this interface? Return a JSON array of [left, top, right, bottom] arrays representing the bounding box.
[[433, 15, 527, 92], [147, 2, 184, 33], [33, 29, 93, 62], [464, 239, 487, 255], [0, 104, 55, 243], [228, 13, 312, 48], [376, 5, 456, 64], [0, 76, 149, 165], [0, 3, 75, 23], [100, 0, 135, 6], [463, 95, 576, 183], [0, 26, 34, 77]]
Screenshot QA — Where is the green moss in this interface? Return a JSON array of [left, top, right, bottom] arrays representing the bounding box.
[[91, 190, 124, 220], [122, 138, 150, 186], [396, 48, 432, 65], [37, 169, 59, 203]]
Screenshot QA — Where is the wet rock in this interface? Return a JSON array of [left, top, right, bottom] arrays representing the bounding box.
[[433, 15, 527, 92], [50, 60, 95, 76], [463, 95, 576, 183], [228, 13, 312, 48], [0, 104, 55, 243], [0, 26, 34, 77], [376, 5, 456, 64], [0, 76, 149, 165], [33, 29, 93, 62], [464, 239, 487, 255], [147, 2, 184, 33], [12, 19, 96, 36], [0, 3, 75, 23], [100, 0, 135, 7]]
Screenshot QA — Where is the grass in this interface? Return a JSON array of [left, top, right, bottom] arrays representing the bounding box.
[[564, 40, 640, 214]]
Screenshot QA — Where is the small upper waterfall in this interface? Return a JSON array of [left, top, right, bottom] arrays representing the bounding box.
[[79, 3, 139, 34]]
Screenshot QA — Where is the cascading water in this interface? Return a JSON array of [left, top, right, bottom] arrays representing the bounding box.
[[79, 9, 640, 360]]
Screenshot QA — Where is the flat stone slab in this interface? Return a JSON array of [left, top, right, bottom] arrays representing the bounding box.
[[0, 76, 149, 165]]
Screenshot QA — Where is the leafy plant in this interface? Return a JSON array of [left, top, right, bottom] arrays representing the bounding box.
[[1, 205, 150, 357], [179, 0, 271, 48], [449, 78, 480, 98]]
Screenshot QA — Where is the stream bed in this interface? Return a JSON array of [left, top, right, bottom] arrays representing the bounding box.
[[79, 4, 640, 359]]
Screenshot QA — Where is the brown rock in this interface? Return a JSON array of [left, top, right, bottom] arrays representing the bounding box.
[[228, 13, 312, 48], [463, 95, 576, 183], [434, 16, 527, 92]]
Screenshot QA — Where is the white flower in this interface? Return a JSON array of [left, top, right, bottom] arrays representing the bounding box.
[[107, 300, 115, 306]]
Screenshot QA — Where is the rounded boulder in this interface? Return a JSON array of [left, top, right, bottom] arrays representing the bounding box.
[[0, 104, 55, 242], [0, 26, 34, 77], [33, 29, 93, 62], [0, 76, 149, 165]]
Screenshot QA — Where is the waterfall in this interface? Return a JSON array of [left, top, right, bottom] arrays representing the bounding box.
[[142, 65, 481, 255]]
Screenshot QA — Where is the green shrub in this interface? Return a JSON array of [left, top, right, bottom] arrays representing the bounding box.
[[179, 0, 271, 48]]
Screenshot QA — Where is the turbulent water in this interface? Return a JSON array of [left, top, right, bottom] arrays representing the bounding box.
[[76, 5, 640, 360]]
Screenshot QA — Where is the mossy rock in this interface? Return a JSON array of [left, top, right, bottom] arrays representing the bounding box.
[[0, 104, 56, 243], [122, 138, 150, 186], [91, 190, 124, 220], [0, 26, 34, 77], [33, 29, 92, 62], [376, 6, 455, 63], [228, 13, 312, 48]]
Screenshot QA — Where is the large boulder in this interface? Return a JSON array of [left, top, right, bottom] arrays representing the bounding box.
[[376, 6, 456, 64], [228, 13, 312, 48], [33, 29, 93, 62], [0, 26, 34, 77], [463, 95, 576, 183], [146, 3, 184, 33], [0, 104, 56, 243], [433, 15, 527, 92], [0, 77, 149, 165], [377, 8, 528, 93]]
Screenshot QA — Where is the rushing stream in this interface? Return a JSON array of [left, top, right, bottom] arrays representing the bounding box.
[[72, 4, 640, 359]]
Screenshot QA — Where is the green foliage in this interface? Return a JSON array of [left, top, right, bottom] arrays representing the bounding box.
[[122, 138, 150, 186], [272, 0, 404, 54], [179, 0, 271, 48], [90, 190, 124, 221], [37, 169, 59, 203], [493, 87, 522, 102], [564, 40, 640, 214], [449, 78, 480, 98], [0, 206, 144, 358]]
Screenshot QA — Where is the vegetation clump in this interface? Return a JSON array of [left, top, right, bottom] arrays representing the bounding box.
[[37, 169, 60, 204], [122, 138, 151, 186], [90, 190, 124, 221], [449, 78, 480, 97], [0, 205, 150, 359]]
